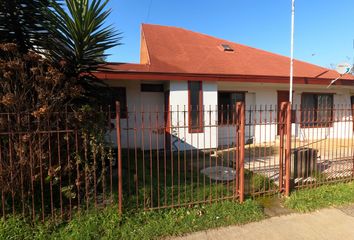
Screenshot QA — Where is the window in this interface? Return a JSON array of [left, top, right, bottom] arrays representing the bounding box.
[[141, 83, 164, 92], [221, 44, 234, 52], [108, 87, 127, 119], [301, 93, 333, 127], [218, 92, 245, 124], [188, 81, 203, 133]]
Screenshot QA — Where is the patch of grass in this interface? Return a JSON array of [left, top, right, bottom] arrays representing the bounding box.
[[244, 170, 277, 196], [284, 182, 354, 212], [0, 200, 265, 240], [129, 182, 234, 209]]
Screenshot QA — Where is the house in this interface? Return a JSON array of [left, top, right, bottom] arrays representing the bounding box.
[[94, 24, 354, 150]]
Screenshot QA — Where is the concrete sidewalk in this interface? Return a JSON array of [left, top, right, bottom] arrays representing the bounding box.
[[171, 206, 354, 240]]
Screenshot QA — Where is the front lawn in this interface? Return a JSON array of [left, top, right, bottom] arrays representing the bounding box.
[[284, 181, 354, 212], [0, 200, 265, 240]]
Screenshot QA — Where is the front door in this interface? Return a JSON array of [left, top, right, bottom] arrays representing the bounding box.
[[140, 90, 165, 150], [277, 91, 289, 135]]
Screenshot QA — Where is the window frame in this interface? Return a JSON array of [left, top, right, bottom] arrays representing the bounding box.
[[188, 81, 203, 133], [300, 92, 334, 128], [140, 83, 164, 92], [218, 91, 246, 125]]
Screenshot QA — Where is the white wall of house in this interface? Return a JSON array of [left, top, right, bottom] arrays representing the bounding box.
[[169, 81, 218, 150], [106, 79, 354, 150], [218, 82, 278, 145], [217, 82, 354, 145], [291, 86, 353, 141], [105, 80, 167, 150]]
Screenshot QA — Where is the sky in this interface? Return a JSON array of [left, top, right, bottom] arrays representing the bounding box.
[[105, 0, 354, 69]]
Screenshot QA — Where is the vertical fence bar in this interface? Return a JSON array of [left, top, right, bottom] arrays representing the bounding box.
[[115, 101, 123, 214], [285, 102, 292, 196], [141, 106, 146, 209], [108, 105, 114, 205], [47, 120, 54, 218], [7, 114, 15, 216], [170, 106, 174, 207], [37, 118, 45, 222], [148, 106, 153, 208], [202, 106, 206, 202], [352, 104, 354, 178], [65, 109, 72, 219], [133, 106, 139, 208], [75, 129, 80, 214], [237, 102, 245, 203], [279, 102, 287, 191], [28, 114, 35, 222], [156, 106, 160, 208], [18, 115, 25, 218], [235, 104, 239, 199], [56, 116, 63, 219], [84, 131, 90, 210], [0, 135, 4, 219], [126, 106, 131, 198], [163, 103, 167, 207]]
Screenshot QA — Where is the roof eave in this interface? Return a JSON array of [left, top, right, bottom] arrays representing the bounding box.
[[92, 71, 354, 86]]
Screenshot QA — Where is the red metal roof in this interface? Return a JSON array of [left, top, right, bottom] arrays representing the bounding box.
[[98, 24, 354, 82]]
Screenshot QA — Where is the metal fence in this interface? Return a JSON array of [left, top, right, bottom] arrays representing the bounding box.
[[121, 102, 354, 209], [0, 107, 123, 222], [1, 102, 354, 221]]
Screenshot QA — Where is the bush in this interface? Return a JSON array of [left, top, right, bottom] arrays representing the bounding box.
[[0, 44, 111, 218]]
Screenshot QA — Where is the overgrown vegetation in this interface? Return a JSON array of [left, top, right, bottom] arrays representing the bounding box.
[[0, 200, 265, 240], [0, 0, 120, 219], [284, 182, 354, 212]]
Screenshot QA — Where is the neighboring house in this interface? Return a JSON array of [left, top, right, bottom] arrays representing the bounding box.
[[94, 24, 354, 150]]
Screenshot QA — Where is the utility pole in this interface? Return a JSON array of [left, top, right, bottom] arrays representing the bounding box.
[[289, 0, 295, 102]]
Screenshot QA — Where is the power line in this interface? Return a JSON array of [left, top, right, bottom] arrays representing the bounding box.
[[146, 0, 153, 22]]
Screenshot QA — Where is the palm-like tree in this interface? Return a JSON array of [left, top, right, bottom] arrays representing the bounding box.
[[44, 0, 120, 76], [43, 0, 120, 104], [1, 0, 120, 104], [0, 0, 51, 54]]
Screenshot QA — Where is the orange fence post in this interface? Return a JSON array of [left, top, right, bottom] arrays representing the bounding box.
[[115, 101, 123, 213], [235, 104, 239, 199], [278, 102, 287, 191], [239, 102, 245, 203], [236, 102, 245, 203], [285, 102, 292, 196]]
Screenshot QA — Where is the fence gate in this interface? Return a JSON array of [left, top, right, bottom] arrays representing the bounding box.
[[237, 101, 292, 198]]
